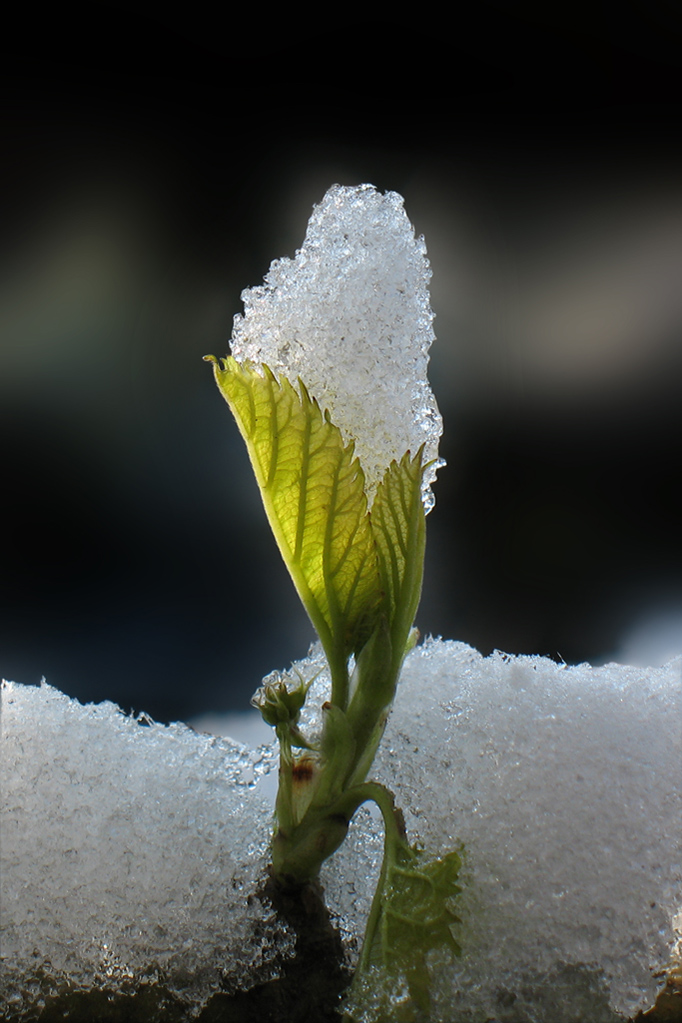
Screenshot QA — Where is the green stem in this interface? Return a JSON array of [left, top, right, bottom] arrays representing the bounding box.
[[270, 772, 406, 893], [329, 649, 350, 712]]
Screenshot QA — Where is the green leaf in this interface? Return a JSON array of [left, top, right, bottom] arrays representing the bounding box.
[[206, 356, 381, 694], [377, 845, 463, 965], [357, 843, 463, 1017], [370, 450, 426, 662], [342, 454, 427, 784]]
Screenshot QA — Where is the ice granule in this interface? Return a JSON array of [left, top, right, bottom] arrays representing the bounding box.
[[0, 680, 285, 1018], [230, 184, 443, 510]]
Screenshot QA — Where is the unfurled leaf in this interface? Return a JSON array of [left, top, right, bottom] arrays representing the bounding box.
[[207, 356, 381, 691]]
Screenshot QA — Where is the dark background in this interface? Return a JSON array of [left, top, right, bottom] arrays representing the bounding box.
[[2, 5, 681, 721]]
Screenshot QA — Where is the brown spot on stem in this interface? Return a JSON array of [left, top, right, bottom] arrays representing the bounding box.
[[292, 756, 315, 785]]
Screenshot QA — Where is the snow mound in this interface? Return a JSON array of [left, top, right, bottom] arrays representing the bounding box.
[[0, 681, 284, 1017], [327, 640, 682, 1021]]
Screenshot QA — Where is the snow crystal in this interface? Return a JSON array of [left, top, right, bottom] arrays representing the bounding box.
[[230, 184, 443, 509], [2, 641, 680, 1021]]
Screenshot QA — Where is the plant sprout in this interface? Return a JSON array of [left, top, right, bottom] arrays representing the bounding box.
[[206, 185, 461, 1016]]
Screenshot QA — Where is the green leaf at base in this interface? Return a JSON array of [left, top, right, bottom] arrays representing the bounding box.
[[347, 842, 463, 1021], [371, 844, 462, 973]]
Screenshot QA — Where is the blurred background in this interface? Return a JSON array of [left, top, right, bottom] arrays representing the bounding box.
[[2, 4, 681, 721]]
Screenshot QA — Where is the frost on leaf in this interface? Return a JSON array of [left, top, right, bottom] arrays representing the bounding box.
[[229, 183, 443, 510]]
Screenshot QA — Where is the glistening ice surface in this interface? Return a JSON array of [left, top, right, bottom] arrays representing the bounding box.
[[230, 184, 443, 509], [2, 641, 681, 1021]]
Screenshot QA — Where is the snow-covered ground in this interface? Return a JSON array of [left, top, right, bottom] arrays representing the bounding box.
[[2, 638, 680, 1021]]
